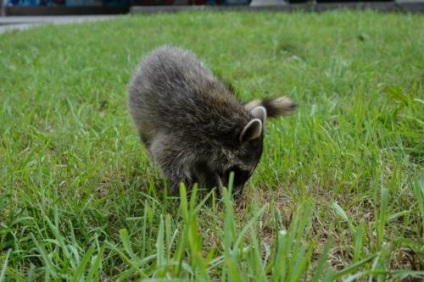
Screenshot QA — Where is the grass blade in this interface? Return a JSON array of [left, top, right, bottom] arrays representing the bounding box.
[[311, 239, 333, 282], [70, 244, 96, 282], [0, 248, 11, 282], [329, 255, 377, 280]]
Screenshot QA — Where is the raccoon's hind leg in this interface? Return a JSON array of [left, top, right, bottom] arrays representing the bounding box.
[[243, 96, 297, 118]]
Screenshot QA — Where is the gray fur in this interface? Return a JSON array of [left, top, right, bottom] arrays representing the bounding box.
[[128, 46, 297, 196]]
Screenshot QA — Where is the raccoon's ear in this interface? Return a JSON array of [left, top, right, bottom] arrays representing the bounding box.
[[251, 106, 267, 123], [240, 119, 263, 143]]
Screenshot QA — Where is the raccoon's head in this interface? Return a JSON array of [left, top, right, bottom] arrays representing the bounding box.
[[194, 106, 266, 197]]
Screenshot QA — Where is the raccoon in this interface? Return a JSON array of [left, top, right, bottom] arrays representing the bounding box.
[[128, 46, 297, 196]]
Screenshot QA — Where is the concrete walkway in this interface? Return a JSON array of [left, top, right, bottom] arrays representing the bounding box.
[[0, 15, 117, 33]]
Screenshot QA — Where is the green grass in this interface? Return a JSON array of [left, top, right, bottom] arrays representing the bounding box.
[[1, 10, 423, 281]]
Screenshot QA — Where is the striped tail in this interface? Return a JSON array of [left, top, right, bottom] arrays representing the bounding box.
[[243, 96, 298, 118]]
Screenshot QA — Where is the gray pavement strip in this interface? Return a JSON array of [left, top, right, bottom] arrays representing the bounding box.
[[0, 15, 118, 33]]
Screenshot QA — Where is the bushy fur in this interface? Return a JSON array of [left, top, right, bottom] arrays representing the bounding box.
[[128, 46, 297, 196]]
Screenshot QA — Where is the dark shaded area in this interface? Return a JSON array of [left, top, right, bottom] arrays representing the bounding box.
[[5, 6, 129, 15], [3, 1, 424, 16]]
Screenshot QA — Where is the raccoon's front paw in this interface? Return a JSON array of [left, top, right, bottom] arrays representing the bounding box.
[[168, 179, 195, 197]]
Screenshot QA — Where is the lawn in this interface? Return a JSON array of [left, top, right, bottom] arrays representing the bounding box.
[[0, 10, 423, 281]]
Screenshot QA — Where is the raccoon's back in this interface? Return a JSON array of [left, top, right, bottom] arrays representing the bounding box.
[[128, 46, 248, 141]]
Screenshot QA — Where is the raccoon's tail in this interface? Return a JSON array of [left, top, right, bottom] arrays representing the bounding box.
[[243, 96, 298, 118]]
